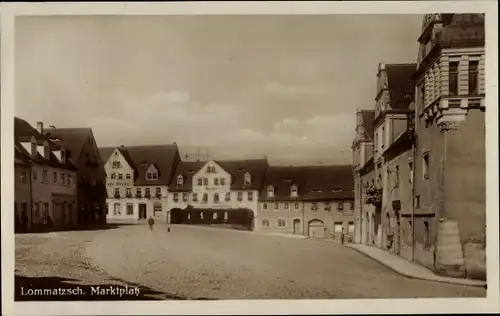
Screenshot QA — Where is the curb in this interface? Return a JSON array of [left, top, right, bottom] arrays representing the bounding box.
[[346, 245, 487, 288]]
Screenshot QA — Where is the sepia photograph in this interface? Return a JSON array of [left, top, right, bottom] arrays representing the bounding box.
[[1, 1, 498, 315]]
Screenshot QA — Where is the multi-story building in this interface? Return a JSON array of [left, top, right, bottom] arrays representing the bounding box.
[[44, 125, 107, 225], [352, 109, 375, 243], [302, 165, 355, 241], [256, 165, 355, 240], [412, 13, 486, 279], [14, 117, 78, 232], [168, 159, 268, 229], [99, 144, 181, 222], [257, 166, 309, 235]]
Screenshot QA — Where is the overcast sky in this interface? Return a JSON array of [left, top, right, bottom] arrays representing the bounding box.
[[15, 15, 422, 165]]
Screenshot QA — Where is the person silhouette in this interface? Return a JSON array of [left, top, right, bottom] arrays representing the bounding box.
[[148, 216, 155, 231]]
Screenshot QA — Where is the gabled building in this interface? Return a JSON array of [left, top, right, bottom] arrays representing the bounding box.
[[257, 166, 309, 234], [44, 125, 107, 224], [14, 117, 78, 232], [99, 144, 181, 222], [168, 159, 269, 229], [412, 13, 486, 279]]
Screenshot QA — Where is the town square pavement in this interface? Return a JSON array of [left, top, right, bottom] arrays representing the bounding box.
[[81, 223, 486, 300]]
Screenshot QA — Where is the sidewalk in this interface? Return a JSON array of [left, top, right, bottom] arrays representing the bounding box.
[[345, 243, 486, 288]]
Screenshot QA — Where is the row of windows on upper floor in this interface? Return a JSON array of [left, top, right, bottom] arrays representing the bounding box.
[[19, 169, 73, 186], [173, 191, 254, 203], [262, 201, 354, 211], [176, 172, 252, 186], [111, 187, 162, 198], [108, 172, 159, 181]]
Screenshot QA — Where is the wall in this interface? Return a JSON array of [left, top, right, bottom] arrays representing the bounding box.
[[303, 200, 355, 241], [360, 169, 375, 245], [104, 148, 135, 199], [106, 197, 168, 221], [14, 164, 32, 229], [256, 201, 303, 234]]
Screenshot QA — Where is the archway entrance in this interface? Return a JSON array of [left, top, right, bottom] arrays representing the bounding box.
[[170, 208, 183, 224], [308, 219, 325, 239]]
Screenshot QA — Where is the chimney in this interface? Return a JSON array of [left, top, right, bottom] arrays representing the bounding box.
[[30, 136, 37, 158], [36, 122, 44, 135], [49, 125, 56, 129], [43, 140, 50, 159], [60, 146, 67, 163]]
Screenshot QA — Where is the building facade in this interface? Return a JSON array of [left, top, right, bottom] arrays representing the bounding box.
[[14, 117, 78, 232], [168, 159, 268, 229], [45, 125, 107, 225], [99, 145, 181, 222], [413, 13, 486, 279]]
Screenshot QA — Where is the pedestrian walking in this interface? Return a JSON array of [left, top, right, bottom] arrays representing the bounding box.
[[148, 216, 155, 231], [341, 228, 345, 244]]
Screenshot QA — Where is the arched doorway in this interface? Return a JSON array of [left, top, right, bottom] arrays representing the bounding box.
[[308, 219, 325, 239], [170, 208, 183, 224]]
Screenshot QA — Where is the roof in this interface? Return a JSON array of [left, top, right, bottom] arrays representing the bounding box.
[[385, 64, 417, 110], [383, 130, 413, 160], [45, 127, 93, 164], [169, 161, 207, 192], [99, 144, 180, 186], [438, 14, 485, 43], [259, 166, 310, 201], [14, 117, 77, 171], [216, 159, 269, 190], [359, 157, 375, 175], [302, 165, 354, 201], [361, 110, 375, 140]]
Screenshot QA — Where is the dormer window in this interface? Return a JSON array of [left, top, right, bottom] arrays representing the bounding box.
[[147, 172, 158, 180], [290, 184, 298, 197], [244, 172, 252, 186], [177, 175, 184, 186], [267, 185, 275, 197]]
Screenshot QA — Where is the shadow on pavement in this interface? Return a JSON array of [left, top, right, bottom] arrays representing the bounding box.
[[15, 275, 216, 301], [15, 223, 137, 235]]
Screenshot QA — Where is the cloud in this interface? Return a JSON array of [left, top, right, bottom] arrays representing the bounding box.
[[264, 82, 326, 96], [273, 118, 301, 132]]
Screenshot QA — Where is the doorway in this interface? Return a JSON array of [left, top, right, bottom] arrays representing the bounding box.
[[308, 219, 325, 238], [138, 204, 147, 219], [293, 218, 301, 234]]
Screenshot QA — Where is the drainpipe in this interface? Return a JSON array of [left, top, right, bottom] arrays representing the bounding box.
[[28, 159, 34, 231], [411, 134, 416, 262]]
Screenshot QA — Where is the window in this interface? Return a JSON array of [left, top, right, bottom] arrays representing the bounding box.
[[324, 203, 331, 211], [136, 188, 142, 197], [156, 187, 161, 196], [290, 185, 298, 197], [423, 153, 430, 180], [126, 203, 134, 215], [211, 166, 216, 173], [214, 193, 220, 203], [32, 170, 38, 182], [126, 188, 132, 196], [403, 93, 412, 101], [395, 165, 400, 188], [469, 60, 479, 95], [114, 188, 120, 197], [213, 212, 218, 220], [225, 192, 231, 201], [416, 195, 421, 209], [214, 178, 219, 185], [284, 203, 289, 210], [261, 219, 270, 228], [197, 178, 203, 186], [206, 166, 211, 173], [277, 218, 286, 228], [52, 172, 57, 184], [267, 186, 275, 197], [118, 173, 123, 180], [113, 203, 121, 215], [203, 193, 208, 203], [381, 127, 385, 149], [311, 203, 318, 211], [21, 171, 28, 185], [237, 192, 243, 201], [182, 192, 188, 202], [126, 173, 131, 180], [409, 160, 413, 184], [224, 211, 228, 221], [112, 161, 121, 168], [244, 172, 252, 185], [220, 178, 226, 186], [337, 202, 344, 211], [67, 174, 72, 186], [274, 202, 279, 210], [147, 172, 158, 180], [248, 192, 253, 201], [349, 201, 354, 210], [34, 203, 39, 219], [449, 61, 459, 96], [42, 170, 48, 183], [263, 203, 268, 210], [192, 193, 198, 202], [111, 173, 116, 180], [294, 202, 300, 210], [173, 193, 179, 202], [203, 178, 208, 186], [200, 212, 204, 220], [177, 175, 184, 185]]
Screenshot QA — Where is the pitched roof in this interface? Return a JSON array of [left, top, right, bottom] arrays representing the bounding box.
[[169, 161, 207, 192], [45, 127, 92, 164], [259, 166, 310, 201], [361, 110, 375, 140], [385, 64, 417, 110], [303, 165, 354, 201], [438, 14, 485, 43], [215, 159, 269, 190], [99, 144, 180, 186], [14, 117, 50, 142]]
